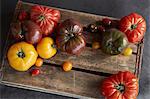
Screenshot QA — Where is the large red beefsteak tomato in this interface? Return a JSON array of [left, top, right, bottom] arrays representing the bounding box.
[[119, 13, 146, 43], [101, 71, 139, 99], [30, 5, 60, 36]]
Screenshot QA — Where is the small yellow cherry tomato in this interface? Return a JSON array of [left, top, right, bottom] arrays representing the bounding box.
[[123, 47, 132, 56], [62, 61, 72, 72], [92, 41, 100, 49], [35, 58, 43, 67]]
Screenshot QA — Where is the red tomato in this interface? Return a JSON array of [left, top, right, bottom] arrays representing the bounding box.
[[18, 11, 28, 21], [119, 13, 146, 43], [30, 5, 60, 36], [31, 69, 40, 76], [101, 71, 139, 99]]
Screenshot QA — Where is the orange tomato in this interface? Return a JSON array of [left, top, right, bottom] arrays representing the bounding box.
[[92, 41, 100, 49], [62, 61, 72, 72], [35, 58, 43, 67]]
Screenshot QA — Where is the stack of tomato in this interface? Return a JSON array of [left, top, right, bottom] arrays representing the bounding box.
[[7, 4, 146, 99], [87, 13, 146, 99], [8, 5, 60, 73], [8, 5, 86, 73], [88, 13, 146, 56]]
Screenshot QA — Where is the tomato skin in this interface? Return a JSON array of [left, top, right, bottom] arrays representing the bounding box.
[[119, 13, 146, 43], [92, 41, 100, 49], [7, 42, 38, 71], [123, 47, 132, 56], [62, 61, 72, 72], [31, 69, 40, 76], [101, 71, 139, 99], [35, 58, 43, 67], [18, 11, 28, 21], [37, 37, 57, 59], [56, 19, 86, 55], [30, 5, 60, 36], [101, 29, 128, 55]]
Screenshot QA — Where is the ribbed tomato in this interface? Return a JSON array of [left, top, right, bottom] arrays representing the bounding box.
[[119, 13, 146, 43], [56, 19, 86, 55], [30, 5, 60, 36], [101, 71, 139, 99]]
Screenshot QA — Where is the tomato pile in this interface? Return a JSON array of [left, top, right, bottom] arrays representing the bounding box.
[[7, 4, 146, 99]]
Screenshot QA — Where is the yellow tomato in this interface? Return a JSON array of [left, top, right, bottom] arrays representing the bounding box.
[[35, 58, 43, 67], [92, 41, 100, 49], [123, 47, 132, 56], [7, 42, 38, 71], [37, 37, 57, 59], [62, 61, 72, 72]]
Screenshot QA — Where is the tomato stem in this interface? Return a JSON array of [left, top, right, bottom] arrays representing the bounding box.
[[131, 24, 137, 30], [17, 49, 25, 58], [38, 15, 45, 21], [115, 84, 125, 93]]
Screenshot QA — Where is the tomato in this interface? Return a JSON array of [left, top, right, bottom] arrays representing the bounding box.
[[56, 19, 86, 55], [102, 18, 112, 27], [35, 58, 43, 67], [7, 42, 38, 71], [30, 5, 60, 36], [18, 11, 28, 21], [92, 41, 100, 49], [10, 21, 24, 40], [31, 69, 40, 76], [37, 37, 57, 59], [123, 47, 132, 56], [101, 29, 128, 55], [23, 20, 42, 44], [62, 61, 72, 72], [101, 71, 139, 99], [119, 13, 146, 43]]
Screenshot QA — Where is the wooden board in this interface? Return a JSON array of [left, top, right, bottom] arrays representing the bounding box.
[[0, 1, 144, 98], [1, 61, 105, 98]]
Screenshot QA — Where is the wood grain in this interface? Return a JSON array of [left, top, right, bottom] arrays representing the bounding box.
[[2, 61, 105, 98], [44, 47, 136, 74]]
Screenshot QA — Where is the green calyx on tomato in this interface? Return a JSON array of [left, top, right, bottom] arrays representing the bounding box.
[[17, 49, 25, 58], [131, 24, 137, 30], [38, 15, 45, 21], [115, 83, 125, 93]]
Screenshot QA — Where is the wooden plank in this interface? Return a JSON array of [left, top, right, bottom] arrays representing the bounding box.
[[44, 47, 136, 74], [2, 61, 105, 98]]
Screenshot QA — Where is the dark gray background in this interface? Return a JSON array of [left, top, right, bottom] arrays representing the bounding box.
[[1, 0, 150, 99]]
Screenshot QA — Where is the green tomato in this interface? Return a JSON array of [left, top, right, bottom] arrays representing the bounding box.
[[101, 28, 128, 55]]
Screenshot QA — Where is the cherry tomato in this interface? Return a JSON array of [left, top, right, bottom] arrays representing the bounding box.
[[35, 58, 43, 67], [31, 69, 40, 76], [62, 61, 72, 72], [98, 25, 105, 33], [92, 42, 100, 49], [18, 11, 28, 21], [123, 47, 132, 56], [102, 18, 112, 26]]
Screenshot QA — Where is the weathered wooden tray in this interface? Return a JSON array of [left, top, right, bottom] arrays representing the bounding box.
[[0, 1, 144, 99]]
